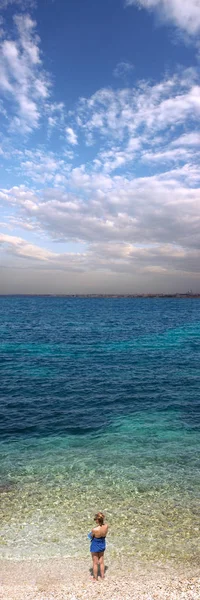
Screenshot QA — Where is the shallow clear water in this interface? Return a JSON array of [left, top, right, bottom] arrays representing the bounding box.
[[0, 297, 200, 563]]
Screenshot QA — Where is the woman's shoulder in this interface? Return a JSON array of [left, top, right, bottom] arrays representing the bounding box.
[[100, 523, 108, 534], [92, 526, 98, 534]]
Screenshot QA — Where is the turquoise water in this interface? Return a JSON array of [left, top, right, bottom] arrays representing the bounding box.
[[0, 297, 200, 563]]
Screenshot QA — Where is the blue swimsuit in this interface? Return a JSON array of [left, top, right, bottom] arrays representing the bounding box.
[[90, 535, 106, 553]]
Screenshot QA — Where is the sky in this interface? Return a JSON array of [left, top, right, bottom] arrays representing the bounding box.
[[0, 0, 200, 294]]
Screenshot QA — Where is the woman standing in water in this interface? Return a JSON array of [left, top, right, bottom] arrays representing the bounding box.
[[89, 512, 108, 581]]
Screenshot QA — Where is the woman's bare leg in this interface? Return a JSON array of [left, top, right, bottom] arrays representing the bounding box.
[[99, 553, 105, 579], [92, 554, 98, 580]]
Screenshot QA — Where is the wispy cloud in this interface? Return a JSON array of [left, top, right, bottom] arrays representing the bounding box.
[[0, 232, 87, 271], [142, 146, 197, 164], [113, 61, 134, 79], [0, 14, 50, 133], [126, 0, 200, 37], [0, 0, 35, 10], [18, 149, 72, 184], [0, 232, 56, 261], [77, 69, 199, 137], [74, 67, 200, 172], [171, 132, 200, 147]]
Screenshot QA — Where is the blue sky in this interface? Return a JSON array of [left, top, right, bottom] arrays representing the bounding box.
[[0, 0, 200, 293]]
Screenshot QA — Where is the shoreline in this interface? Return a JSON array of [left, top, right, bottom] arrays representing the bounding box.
[[1, 556, 199, 599]]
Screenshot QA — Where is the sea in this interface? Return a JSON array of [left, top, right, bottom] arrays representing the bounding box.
[[0, 296, 199, 565]]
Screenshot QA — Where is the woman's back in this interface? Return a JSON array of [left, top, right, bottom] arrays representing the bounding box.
[[92, 524, 108, 538]]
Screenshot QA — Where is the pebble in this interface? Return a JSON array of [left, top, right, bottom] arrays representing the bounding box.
[[1, 561, 200, 600]]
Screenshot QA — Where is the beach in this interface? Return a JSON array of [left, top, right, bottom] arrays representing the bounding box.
[[1, 557, 200, 600]]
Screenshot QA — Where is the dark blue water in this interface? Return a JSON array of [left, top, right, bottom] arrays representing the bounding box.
[[0, 297, 200, 562]]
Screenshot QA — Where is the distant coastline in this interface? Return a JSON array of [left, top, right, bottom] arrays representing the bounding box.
[[0, 293, 200, 298]]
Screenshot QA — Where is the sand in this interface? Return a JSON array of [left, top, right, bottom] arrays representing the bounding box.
[[0, 557, 199, 600]]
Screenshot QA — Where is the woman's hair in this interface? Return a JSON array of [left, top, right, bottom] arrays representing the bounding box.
[[94, 511, 105, 526]]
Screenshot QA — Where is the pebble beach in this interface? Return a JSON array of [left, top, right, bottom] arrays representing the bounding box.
[[1, 557, 200, 600]]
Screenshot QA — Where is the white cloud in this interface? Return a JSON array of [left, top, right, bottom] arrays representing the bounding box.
[[72, 68, 200, 175], [19, 149, 72, 184], [171, 132, 200, 147], [97, 137, 140, 172], [126, 0, 200, 36], [1, 222, 200, 277], [142, 147, 195, 163], [0, 232, 56, 261], [1, 164, 200, 285], [0, 0, 35, 8], [0, 14, 50, 132], [66, 126, 78, 146], [76, 69, 200, 152], [0, 232, 89, 272], [46, 101, 65, 136], [1, 165, 200, 251]]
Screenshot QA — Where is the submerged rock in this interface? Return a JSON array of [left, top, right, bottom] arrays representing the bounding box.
[[0, 482, 15, 493]]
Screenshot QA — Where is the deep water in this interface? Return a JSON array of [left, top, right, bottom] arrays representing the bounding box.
[[0, 297, 199, 562]]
